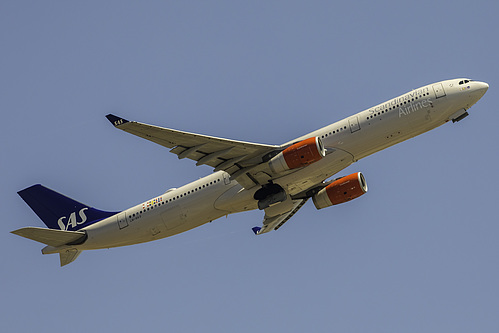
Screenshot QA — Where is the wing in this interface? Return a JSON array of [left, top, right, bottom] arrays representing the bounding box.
[[106, 114, 278, 184], [252, 198, 308, 235]]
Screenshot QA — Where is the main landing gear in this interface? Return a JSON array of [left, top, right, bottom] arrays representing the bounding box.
[[254, 183, 287, 210]]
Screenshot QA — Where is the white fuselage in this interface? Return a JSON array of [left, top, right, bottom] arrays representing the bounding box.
[[77, 79, 488, 250]]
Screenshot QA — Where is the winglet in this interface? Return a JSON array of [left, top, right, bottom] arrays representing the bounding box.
[[106, 114, 129, 127], [252, 227, 262, 235]]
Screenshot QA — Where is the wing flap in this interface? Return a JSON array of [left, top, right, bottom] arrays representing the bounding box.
[[253, 199, 308, 235]]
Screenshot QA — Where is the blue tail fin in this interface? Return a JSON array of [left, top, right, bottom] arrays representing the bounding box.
[[18, 185, 118, 231]]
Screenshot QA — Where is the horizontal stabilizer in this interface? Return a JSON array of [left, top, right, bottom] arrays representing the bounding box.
[[11, 227, 86, 247], [59, 249, 82, 267]]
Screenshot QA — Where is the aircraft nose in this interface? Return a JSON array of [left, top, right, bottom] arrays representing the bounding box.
[[471, 81, 489, 100], [476, 81, 489, 93]]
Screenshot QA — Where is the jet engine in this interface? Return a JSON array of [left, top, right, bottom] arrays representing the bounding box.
[[312, 172, 368, 210], [269, 137, 326, 174]]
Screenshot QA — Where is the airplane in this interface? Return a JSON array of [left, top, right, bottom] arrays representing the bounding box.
[[12, 78, 488, 266]]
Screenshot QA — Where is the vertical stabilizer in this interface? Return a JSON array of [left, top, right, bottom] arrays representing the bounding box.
[[18, 184, 117, 231]]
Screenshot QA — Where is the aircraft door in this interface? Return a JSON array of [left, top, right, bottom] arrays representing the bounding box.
[[433, 83, 446, 98], [161, 205, 186, 230], [117, 212, 128, 229], [223, 172, 231, 185], [349, 116, 360, 133]]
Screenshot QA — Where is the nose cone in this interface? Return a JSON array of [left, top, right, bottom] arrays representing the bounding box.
[[476, 81, 489, 93], [470, 81, 489, 102]]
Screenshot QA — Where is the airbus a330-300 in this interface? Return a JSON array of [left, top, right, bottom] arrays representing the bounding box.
[[12, 78, 488, 266]]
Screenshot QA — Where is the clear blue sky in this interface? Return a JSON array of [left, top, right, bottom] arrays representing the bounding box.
[[2, 1, 498, 332]]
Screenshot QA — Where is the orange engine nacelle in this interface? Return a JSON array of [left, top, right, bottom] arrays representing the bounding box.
[[312, 172, 368, 210], [269, 137, 326, 174]]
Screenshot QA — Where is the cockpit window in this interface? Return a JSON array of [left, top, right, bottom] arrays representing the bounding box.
[[459, 79, 474, 85]]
